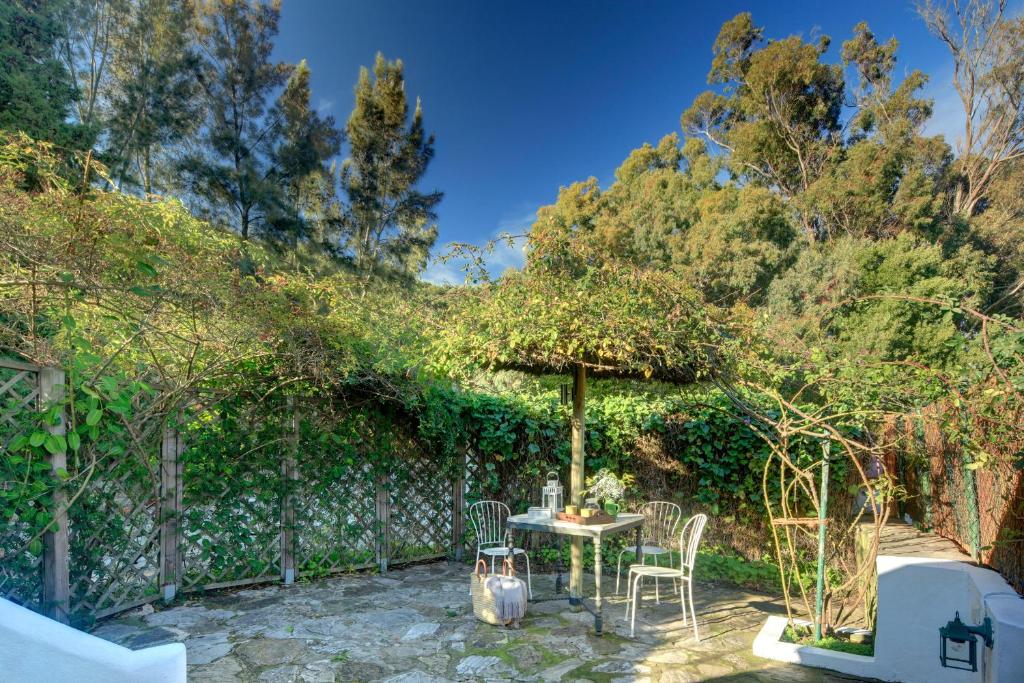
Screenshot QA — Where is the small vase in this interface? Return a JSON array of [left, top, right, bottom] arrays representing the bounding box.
[[604, 502, 620, 517]]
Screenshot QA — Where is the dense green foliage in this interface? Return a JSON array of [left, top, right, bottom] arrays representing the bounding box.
[[0, 0, 441, 279]]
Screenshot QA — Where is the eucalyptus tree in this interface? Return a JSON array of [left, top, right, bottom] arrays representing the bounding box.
[[680, 12, 844, 239], [800, 22, 948, 241], [919, 0, 1024, 218]]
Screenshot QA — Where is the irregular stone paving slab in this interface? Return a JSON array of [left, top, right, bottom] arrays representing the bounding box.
[[145, 605, 237, 628], [454, 654, 506, 677], [190, 655, 245, 683], [185, 632, 233, 665], [383, 670, 453, 683], [591, 659, 651, 674], [235, 638, 310, 667], [537, 658, 583, 682], [402, 622, 441, 641], [125, 625, 184, 648], [92, 563, 880, 683], [257, 665, 300, 683]]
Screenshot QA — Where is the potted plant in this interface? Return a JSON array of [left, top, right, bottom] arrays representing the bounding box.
[[584, 469, 635, 517]]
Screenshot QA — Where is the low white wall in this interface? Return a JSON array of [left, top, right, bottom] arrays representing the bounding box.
[[753, 554, 1024, 683], [0, 598, 186, 683]]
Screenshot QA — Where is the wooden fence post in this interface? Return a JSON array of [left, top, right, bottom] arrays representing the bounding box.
[[375, 472, 390, 574], [451, 455, 465, 562], [281, 398, 298, 585], [39, 366, 69, 623], [160, 425, 183, 602]]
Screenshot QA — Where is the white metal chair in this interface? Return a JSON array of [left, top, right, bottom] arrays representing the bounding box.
[[615, 501, 682, 602], [625, 513, 707, 640], [467, 500, 532, 598]]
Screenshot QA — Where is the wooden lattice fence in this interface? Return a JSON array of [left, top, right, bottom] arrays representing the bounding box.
[[0, 360, 53, 614], [68, 378, 169, 619], [1, 361, 474, 622]]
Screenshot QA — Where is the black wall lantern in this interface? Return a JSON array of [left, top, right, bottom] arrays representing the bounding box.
[[939, 611, 994, 672]]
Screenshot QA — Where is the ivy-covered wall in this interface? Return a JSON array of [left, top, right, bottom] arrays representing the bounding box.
[[416, 384, 844, 561]]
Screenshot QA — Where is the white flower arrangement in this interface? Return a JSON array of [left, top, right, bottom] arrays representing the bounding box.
[[584, 468, 635, 504]]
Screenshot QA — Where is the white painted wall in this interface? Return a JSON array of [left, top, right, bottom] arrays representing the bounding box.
[[754, 554, 1024, 683], [0, 598, 186, 683], [874, 556, 984, 683]]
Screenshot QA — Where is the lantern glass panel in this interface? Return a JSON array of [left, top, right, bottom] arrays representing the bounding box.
[[541, 472, 563, 513]]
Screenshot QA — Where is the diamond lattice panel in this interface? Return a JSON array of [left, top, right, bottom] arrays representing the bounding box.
[[0, 364, 43, 611]]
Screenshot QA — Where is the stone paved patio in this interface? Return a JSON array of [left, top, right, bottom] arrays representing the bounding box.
[[92, 563, 874, 682]]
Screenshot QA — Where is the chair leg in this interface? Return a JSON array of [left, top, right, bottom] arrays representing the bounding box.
[[679, 577, 688, 626], [615, 549, 626, 595], [654, 553, 661, 604], [630, 573, 644, 638], [688, 578, 698, 641], [523, 551, 532, 599], [622, 571, 632, 622]]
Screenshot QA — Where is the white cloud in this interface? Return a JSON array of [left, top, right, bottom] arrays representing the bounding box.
[[421, 258, 465, 286], [316, 98, 335, 114], [421, 208, 535, 286]]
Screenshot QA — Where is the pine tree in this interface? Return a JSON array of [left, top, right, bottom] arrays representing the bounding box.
[[0, 0, 80, 145], [180, 0, 290, 239], [266, 59, 342, 244], [105, 0, 200, 194], [339, 53, 442, 279]]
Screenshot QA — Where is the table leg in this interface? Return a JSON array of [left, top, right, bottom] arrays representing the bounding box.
[[635, 525, 643, 565], [594, 537, 603, 635], [554, 535, 564, 594], [505, 528, 514, 573]]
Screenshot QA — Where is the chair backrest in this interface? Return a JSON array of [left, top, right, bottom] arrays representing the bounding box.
[[638, 501, 683, 547], [467, 500, 510, 547], [678, 513, 708, 573]]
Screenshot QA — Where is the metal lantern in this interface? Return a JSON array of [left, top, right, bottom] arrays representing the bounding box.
[[541, 471, 564, 514], [939, 612, 993, 672]]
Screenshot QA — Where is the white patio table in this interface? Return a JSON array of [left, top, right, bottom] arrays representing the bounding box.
[[505, 512, 644, 634]]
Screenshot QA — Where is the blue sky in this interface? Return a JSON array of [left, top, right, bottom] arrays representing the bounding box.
[[273, 0, 973, 283]]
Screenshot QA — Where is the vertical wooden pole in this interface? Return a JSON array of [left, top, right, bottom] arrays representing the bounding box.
[[281, 397, 298, 585], [569, 363, 586, 604], [814, 440, 831, 641], [160, 425, 184, 602], [375, 472, 390, 574], [39, 367, 69, 623], [451, 454, 466, 562]]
